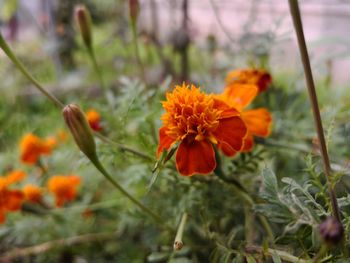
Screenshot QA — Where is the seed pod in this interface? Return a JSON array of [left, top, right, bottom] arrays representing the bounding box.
[[63, 104, 97, 161], [319, 217, 344, 244], [75, 4, 92, 50]]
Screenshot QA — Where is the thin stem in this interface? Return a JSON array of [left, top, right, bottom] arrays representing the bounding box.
[[312, 244, 328, 263], [131, 21, 146, 82], [94, 132, 153, 161], [0, 33, 64, 109], [231, 183, 274, 242], [87, 47, 107, 91], [174, 212, 188, 250], [288, 0, 341, 222], [89, 156, 173, 233]]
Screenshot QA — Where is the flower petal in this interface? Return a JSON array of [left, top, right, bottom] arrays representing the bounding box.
[[223, 84, 258, 111], [213, 98, 240, 119], [213, 116, 247, 156], [157, 127, 176, 157], [241, 132, 254, 152], [242, 108, 272, 137], [5, 190, 24, 211], [176, 140, 216, 176]]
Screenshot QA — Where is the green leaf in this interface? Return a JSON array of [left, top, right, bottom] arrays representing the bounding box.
[[260, 167, 279, 202], [271, 252, 282, 263], [246, 255, 257, 263]]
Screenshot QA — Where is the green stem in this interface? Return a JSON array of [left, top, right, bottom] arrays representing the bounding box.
[[0, 33, 64, 109], [89, 155, 173, 232], [87, 47, 106, 91], [288, 0, 341, 222], [174, 212, 188, 250], [131, 21, 146, 82], [312, 244, 328, 263], [94, 132, 153, 161]]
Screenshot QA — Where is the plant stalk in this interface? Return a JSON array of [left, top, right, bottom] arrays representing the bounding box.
[[87, 47, 106, 92], [89, 155, 173, 232], [174, 212, 188, 250], [131, 21, 146, 83], [288, 0, 341, 222], [0, 33, 64, 108]]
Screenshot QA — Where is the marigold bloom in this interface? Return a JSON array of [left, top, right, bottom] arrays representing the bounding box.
[[23, 184, 43, 204], [219, 84, 272, 151], [157, 84, 247, 176], [225, 68, 272, 92], [86, 109, 102, 131], [48, 175, 81, 207], [20, 133, 56, 165], [0, 171, 25, 223]]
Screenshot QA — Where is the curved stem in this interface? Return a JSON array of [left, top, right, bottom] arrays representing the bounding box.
[[95, 132, 153, 161], [89, 155, 173, 233], [0, 33, 64, 109]]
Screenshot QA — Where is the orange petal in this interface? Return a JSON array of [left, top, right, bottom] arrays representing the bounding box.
[[222, 84, 258, 111], [157, 127, 175, 157], [241, 132, 254, 152], [6, 170, 26, 185], [213, 98, 240, 119], [242, 108, 272, 137], [5, 190, 24, 211], [175, 139, 216, 176], [213, 116, 247, 156]]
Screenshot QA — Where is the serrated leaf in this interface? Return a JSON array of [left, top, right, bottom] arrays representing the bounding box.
[[260, 167, 279, 201]]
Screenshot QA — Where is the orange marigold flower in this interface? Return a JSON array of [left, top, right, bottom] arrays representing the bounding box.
[[23, 184, 43, 204], [225, 68, 272, 92], [86, 109, 102, 131], [219, 84, 272, 151], [20, 133, 56, 165], [0, 171, 25, 223], [157, 84, 247, 176], [48, 175, 81, 207]]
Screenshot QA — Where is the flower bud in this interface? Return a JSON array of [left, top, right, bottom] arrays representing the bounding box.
[[319, 217, 344, 244], [63, 104, 97, 161], [75, 4, 92, 50], [129, 0, 140, 24]]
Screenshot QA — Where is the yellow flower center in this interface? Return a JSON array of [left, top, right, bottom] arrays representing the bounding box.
[[161, 84, 221, 144]]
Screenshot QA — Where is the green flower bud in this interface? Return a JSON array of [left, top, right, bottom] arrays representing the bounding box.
[[63, 104, 97, 161], [75, 4, 92, 50], [129, 0, 140, 24]]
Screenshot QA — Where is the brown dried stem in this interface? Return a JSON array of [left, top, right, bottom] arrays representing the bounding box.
[[288, 0, 340, 222]]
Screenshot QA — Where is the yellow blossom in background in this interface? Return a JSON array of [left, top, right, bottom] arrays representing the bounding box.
[[86, 109, 102, 131], [225, 68, 272, 92], [47, 175, 81, 207], [20, 133, 56, 165], [0, 170, 25, 223], [23, 184, 43, 204]]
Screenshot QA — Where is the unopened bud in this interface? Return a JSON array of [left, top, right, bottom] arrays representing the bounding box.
[[75, 4, 92, 50], [319, 217, 344, 244], [63, 104, 97, 161], [129, 0, 140, 23]]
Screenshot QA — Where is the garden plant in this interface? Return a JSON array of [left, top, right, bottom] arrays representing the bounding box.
[[0, 0, 350, 262]]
